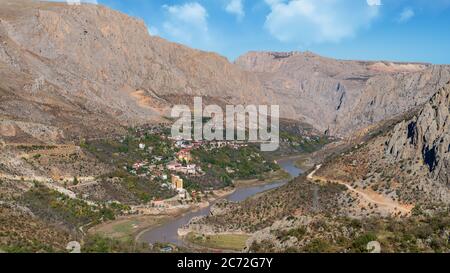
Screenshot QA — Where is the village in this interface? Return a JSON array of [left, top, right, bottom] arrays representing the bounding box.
[[99, 125, 255, 215]]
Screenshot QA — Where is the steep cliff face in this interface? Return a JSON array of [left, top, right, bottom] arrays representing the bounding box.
[[386, 83, 450, 188], [0, 0, 268, 142], [1, 0, 450, 144], [236, 51, 450, 136]]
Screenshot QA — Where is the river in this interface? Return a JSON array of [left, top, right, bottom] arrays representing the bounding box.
[[138, 158, 303, 246]]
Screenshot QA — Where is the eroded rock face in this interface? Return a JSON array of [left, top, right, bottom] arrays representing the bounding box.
[[236, 51, 450, 136], [0, 0, 267, 141], [386, 83, 450, 187], [0, 0, 450, 142]]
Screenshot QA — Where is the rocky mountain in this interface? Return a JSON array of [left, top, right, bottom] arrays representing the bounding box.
[[236, 51, 450, 136], [1, 0, 450, 144], [188, 83, 450, 253], [313, 83, 450, 205], [386, 83, 450, 196], [0, 0, 268, 143], [0, 0, 448, 211], [0, 0, 449, 254]]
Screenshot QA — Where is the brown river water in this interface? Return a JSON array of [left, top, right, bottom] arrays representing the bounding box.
[[138, 158, 303, 246]]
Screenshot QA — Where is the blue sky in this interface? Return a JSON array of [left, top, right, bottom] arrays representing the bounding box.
[[63, 0, 450, 64]]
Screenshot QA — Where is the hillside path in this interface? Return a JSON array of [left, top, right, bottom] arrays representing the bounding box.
[[307, 165, 412, 215]]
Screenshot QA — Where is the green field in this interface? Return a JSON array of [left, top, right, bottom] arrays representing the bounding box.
[[89, 215, 170, 242], [186, 232, 249, 251]]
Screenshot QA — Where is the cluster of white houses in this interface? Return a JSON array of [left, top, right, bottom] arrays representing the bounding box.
[[126, 131, 252, 203]]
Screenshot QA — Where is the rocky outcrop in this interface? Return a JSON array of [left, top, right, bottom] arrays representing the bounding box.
[[386, 83, 450, 188], [0, 0, 267, 141], [0, 0, 450, 143], [236, 51, 450, 136]]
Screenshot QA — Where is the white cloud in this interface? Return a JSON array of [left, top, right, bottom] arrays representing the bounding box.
[[264, 0, 380, 44], [398, 7, 415, 23], [265, 0, 283, 5], [225, 0, 245, 20], [367, 0, 382, 6], [162, 2, 209, 44]]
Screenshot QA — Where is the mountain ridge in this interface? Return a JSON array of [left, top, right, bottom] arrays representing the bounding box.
[[1, 0, 450, 144], [235, 51, 450, 136]]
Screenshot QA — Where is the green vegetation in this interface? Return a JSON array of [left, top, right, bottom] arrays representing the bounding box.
[[0, 205, 72, 253], [249, 210, 450, 253], [192, 145, 279, 182], [199, 177, 346, 234], [89, 214, 171, 243], [82, 234, 150, 253], [259, 168, 291, 182], [351, 233, 378, 252], [16, 145, 57, 152], [186, 232, 249, 251], [1, 240, 59, 253], [81, 126, 281, 192], [345, 214, 450, 253], [82, 133, 175, 167], [275, 227, 307, 242], [303, 238, 333, 253], [280, 131, 330, 153], [103, 169, 175, 203], [21, 184, 124, 229], [81, 129, 177, 201]]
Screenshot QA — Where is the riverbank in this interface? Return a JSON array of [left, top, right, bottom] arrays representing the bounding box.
[[293, 155, 315, 170], [88, 214, 175, 242], [89, 187, 236, 242], [233, 169, 291, 187], [90, 157, 303, 249], [133, 172, 286, 244], [174, 158, 303, 251]]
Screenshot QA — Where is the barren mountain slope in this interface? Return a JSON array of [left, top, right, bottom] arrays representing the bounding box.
[[236, 51, 450, 136], [1, 1, 450, 144], [386, 82, 450, 198], [317, 83, 450, 205], [0, 0, 269, 143], [186, 84, 450, 253]]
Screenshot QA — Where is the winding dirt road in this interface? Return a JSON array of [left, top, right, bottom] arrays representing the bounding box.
[[0, 172, 96, 205], [307, 165, 412, 215]]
